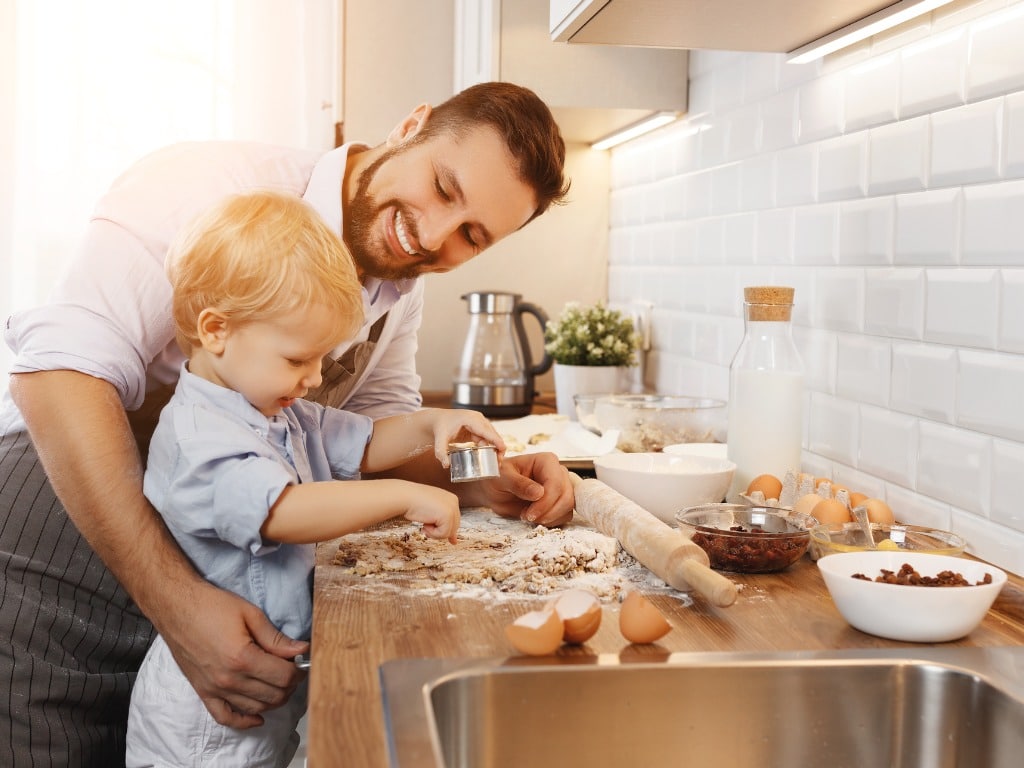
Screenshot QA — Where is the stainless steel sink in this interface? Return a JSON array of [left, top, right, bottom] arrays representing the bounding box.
[[380, 648, 1024, 767]]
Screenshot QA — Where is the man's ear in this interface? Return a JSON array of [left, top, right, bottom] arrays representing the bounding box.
[[386, 103, 432, 147], [196, 308, 230, 354]]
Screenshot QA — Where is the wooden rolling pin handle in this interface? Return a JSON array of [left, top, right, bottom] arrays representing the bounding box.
[[681, 559, 738, 608]]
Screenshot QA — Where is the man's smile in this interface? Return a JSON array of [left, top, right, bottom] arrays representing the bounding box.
[[393, 209, 420, 257]]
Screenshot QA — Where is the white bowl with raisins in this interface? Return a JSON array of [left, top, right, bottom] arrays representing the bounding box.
[[817, 551, 1007, 643]]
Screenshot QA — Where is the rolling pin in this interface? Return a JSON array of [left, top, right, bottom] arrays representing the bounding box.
[[570, 472, 738, 608]]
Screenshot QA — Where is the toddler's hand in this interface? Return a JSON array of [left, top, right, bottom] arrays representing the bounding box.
[[404, 486, 461, 544]]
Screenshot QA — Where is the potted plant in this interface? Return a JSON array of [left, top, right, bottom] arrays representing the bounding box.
[[543, 302, 639, 417]]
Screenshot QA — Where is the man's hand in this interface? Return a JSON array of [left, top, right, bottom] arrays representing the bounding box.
[[476, 452, 574, 527], [163, 584, 309, 728], [367, 440, 574, 527]]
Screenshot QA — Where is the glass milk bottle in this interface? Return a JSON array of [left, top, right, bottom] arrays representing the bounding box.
[[726, 286, 804, 501]]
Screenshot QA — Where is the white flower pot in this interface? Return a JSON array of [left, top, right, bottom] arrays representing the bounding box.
[[553, 363, 630, 419]]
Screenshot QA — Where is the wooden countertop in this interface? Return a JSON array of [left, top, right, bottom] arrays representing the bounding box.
[[306, 524, 1024, 767], [419, 390, 560, 413]]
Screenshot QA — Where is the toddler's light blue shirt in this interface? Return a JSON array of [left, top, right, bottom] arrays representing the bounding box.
[[143, 364, 373, 640]]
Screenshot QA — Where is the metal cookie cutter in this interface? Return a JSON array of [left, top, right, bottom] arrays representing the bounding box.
[[448, 443, 500, 483]]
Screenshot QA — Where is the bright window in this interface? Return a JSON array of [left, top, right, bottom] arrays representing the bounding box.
[[1, 0, 338, 381]]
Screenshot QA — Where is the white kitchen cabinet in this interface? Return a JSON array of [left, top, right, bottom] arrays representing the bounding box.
[[550, 0, 898, 53], [456, 0, 687, 144]]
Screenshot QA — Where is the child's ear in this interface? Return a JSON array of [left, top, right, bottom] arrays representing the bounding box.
[[196, 309, 230, 354]]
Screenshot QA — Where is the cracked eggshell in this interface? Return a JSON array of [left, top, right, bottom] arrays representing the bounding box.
[[505, 608, 564, 656], [550, 589, 602, 644], [619, 592, 671, 644]]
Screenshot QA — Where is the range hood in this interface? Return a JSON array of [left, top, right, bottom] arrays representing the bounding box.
[[455, 0, 688, 145], [551, 0, 917, 53]]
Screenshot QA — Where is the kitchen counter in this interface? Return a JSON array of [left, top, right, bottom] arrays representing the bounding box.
[[306, 525, 1024, 767], [419, 390, 560, 413]]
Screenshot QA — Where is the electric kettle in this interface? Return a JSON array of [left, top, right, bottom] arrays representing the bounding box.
[[451, 291, 552, 418]]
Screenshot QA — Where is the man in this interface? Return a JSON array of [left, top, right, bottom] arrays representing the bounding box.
[[0, 82, 573, 766]]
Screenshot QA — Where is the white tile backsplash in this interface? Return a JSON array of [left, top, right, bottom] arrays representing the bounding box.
[[1003, 91, 1024, 176], [899, 28, 968, 118], [961, 179, 1024, 264], [845, 54, 900, 132], [893, 188, 960, 265], [807, 393, 860, 465], [726, 103, 761, 161], [839, 197, 894, 266], [753, 208, 792, 264], [868, 115, 931, 194], [930, 99, 1002, 186], [924, 268, 999, 347], [792, 204, 837, 265], [798, 71, 847, 142], [858, 406, 918, 486], [608, 0, 1024, 575], [957, 349, 1024, 440], [864, 267, 924, 338], [776, 144, 818, 206], [739, 153, 777, 210], [991, 438, 1024, 528], [835, 335, 892, 407], [812, 268, 864, 332], [999, 269, 1024, 351], [966, 3, 1024, 101], [891, 341, 958, 423], [916, 420, 991, 515], [818, 133, 868, 203]]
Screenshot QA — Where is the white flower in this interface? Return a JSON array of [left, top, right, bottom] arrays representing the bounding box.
[[543, 303, 638, 367]]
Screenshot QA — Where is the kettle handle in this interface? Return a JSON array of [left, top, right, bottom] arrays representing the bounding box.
[[513, 302, 553, 379]]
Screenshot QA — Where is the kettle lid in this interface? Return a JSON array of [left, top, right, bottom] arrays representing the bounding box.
[[461, 291, 522, 314]]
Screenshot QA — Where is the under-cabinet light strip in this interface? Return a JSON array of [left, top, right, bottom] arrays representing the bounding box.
[[787, 0, 956, 64], [591, 111, 679, 151]]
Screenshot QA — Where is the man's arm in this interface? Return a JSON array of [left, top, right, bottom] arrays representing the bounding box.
[[9, 370, 307, 727]]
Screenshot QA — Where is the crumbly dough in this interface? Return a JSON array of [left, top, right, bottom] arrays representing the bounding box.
[[327, 507, 677, 600]]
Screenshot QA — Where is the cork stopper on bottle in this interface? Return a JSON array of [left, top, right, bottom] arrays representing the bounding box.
[[744, 286, 794, 321]]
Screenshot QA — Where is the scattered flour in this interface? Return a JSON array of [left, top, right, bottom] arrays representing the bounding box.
[[327, 507, 689, 603]]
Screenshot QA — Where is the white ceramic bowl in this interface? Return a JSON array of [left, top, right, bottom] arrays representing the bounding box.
[[663, 442, 729, 460], [817, 551, 1007, 643], [592, 452, 735, 525]]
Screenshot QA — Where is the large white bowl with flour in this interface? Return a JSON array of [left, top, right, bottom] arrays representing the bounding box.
[[592, 452, 735, 525]]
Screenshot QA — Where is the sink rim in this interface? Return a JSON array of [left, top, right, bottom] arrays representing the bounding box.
[[380, 647, 1024, 768]]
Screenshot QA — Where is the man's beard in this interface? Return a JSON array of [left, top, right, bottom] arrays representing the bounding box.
[[345, 146, 435, 281]]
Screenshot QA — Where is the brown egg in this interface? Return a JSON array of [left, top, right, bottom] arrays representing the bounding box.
[[831, 484, 850, 499], [746, 473, 783, 500], [862, 498, 895, 525], [619, 592, 671, 644], [814, 476, 830, 490], [550, 589, 602, 644], [505, 608, 564, 656], [794, 493, 824, 517], [848, 491, 868, 509], [812, 497, 852, 525]]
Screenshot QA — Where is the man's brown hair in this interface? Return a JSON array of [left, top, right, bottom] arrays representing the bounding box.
[[419, 82, 570, 222]]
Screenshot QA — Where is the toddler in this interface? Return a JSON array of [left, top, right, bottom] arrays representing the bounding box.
[[125, 190, 504, 767]]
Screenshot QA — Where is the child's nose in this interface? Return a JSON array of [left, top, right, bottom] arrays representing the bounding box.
[[304, 363, 323, 389]]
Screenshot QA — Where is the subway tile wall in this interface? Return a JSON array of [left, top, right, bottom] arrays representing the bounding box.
[[607, 0, 1024, 575]]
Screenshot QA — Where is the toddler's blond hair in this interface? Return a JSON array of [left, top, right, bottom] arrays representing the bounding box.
[[167, 190, 364, 356]]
